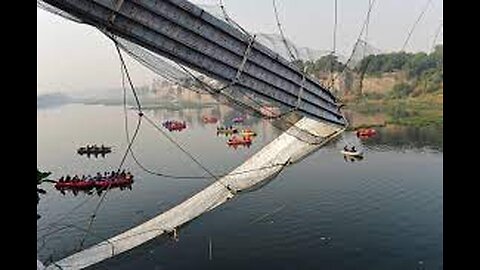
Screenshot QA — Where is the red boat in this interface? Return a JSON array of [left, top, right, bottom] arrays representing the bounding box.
[[55, 175, 134, 190], [232, 116, 245, 123], [356, 128, 377, 138], [227, 136, 252, 147], [94, 176, 134, 188], [55, 181, 94, 190], [163, 120, 187, 132]]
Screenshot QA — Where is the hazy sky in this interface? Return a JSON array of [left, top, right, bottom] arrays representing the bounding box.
[[37, 0, 442, 94]]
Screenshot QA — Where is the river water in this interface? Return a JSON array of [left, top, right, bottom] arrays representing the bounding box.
[[37, 103, 442, 270]]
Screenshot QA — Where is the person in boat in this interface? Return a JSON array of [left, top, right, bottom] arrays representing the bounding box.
[[59, 176, 65, 183], [120, 169, 126, 178], [351, 146, 356, 152], [96, 172, 103, 180], [344, 145, 349, 151], [65, 175, 71, 182]]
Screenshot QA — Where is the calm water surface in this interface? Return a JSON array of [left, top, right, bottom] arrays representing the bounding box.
[[37, 104, 442, 270]]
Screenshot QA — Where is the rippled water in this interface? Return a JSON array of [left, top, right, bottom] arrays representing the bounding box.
[[37, 104, 442, 270]]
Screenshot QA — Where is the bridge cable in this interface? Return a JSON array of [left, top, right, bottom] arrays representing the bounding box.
[[401, 0, 433, 51], [77, 38, 145, 250], [272, 0, 299, 63], [333, 0, 377, 84], [329, 0, 338, 90], [358, 0, 373, 97]]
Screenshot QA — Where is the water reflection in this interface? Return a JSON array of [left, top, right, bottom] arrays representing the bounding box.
[[363, 125, 443, 152]]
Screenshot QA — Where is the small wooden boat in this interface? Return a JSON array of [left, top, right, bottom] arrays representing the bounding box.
[[217, 126, 238, 135], [77, 145, 112, 155], [341, 150, 363, 157]]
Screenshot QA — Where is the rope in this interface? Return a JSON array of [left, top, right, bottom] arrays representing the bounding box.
[[401, 0, 433, 51]]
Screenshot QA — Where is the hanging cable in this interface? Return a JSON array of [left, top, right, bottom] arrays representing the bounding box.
[[272, 0, 298, 62], [78, 37, 145, 249], [401, 0, 433, 51], [329, 0, 338, 89], [333, 0, 376, 83]]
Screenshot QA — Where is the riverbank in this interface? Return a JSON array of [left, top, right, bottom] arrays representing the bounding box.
[[343, 92, 443, 128]]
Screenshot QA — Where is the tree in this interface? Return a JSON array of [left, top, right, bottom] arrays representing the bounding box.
[[37, 169, 56, 219]]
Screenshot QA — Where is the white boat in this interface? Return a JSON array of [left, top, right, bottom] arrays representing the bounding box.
[[341, 150, 363, 157]]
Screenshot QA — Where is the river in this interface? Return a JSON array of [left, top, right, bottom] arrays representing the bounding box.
[[37, 103, 442, 270]]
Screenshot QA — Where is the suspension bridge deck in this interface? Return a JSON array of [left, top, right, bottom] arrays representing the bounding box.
[[45, 117, 344, 269]]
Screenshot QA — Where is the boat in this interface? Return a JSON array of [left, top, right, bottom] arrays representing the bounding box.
[[227, 136, 252, 146], [217, 126, 238, 135], [232, 116, 245, 123], [163, 120, 187, 132], [341, 150, 363, 157], [93, 176, 134, 188], [356, 128, 377, 138], [240, 129, 257, 137], [55, 175, 134, 190], [77, 145, 112, 155]]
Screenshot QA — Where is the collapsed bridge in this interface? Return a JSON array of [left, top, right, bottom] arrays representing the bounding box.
[[38, 0, 347, 269]]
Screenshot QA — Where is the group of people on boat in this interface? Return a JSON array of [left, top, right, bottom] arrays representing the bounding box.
[[78, 144, 112, 155], [343, 145, 357, 153], [227, 135, 252, 149], [163, 120, 187, 132], [217, 124, 257, 148], [217, 126, 238, 135], [232, 116, 245, 123], [356, 128, 377, 138], [58, 170, 132, 183]]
